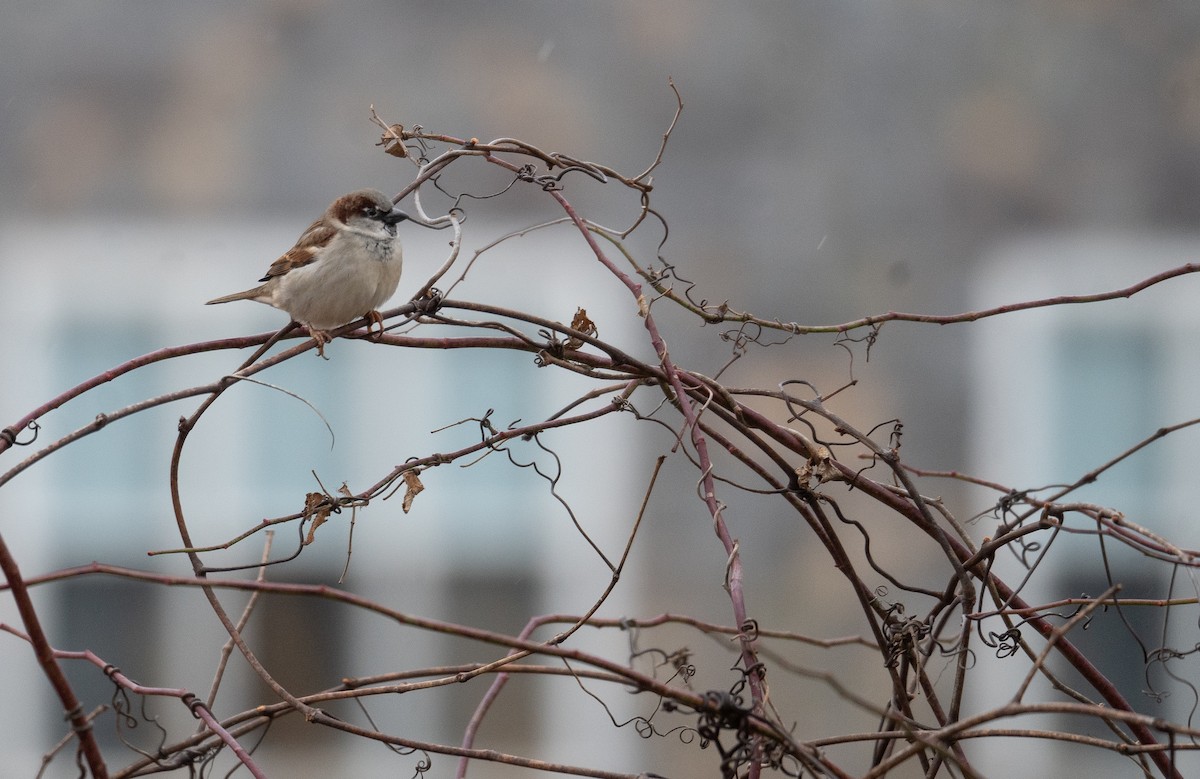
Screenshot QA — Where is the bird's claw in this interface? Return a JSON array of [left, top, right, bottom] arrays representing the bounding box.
[[365, 310, 386, 341], [309, 328, 332, 359]]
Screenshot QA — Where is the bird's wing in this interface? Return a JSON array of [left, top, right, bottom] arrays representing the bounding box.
[[258, 218, 336, 282]]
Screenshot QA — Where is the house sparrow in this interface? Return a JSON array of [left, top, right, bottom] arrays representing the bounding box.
[[207, 189, 413, 356]]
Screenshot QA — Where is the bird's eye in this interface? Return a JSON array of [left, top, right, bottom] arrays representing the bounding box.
[[364, 206, 381, 218]]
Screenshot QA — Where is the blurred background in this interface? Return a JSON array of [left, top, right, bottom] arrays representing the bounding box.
[[4, 2, 1200, 776]]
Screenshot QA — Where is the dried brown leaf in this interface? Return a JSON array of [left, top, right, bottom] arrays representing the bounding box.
[[402, 470, 424, 514], [797, 445, 837, 488], [566, 307, 597, 349], [304, 492, 332, 545], [377, 123, 407, 157]]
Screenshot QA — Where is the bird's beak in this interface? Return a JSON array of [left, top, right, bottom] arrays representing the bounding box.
[[382, 209, 411, 225]]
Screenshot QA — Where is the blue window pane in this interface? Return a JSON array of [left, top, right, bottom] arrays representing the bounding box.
[[1052, 327, 1160, 509]]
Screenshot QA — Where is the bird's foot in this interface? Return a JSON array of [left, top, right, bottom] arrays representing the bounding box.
[[365, 309, 386, 341], [308, 327, 332, 359]]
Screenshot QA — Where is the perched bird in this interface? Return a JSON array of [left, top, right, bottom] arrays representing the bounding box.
[[207, 189, 413, 356]]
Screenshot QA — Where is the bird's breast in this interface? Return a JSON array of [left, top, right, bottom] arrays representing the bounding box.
[[365, 237, 398, 263]]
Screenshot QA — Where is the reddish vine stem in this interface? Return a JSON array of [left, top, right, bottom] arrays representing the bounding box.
[[0, 532, 109, 778], [166, 341, 327, 725], [531, 178, 768, 774], [0, 632, 267, 778]]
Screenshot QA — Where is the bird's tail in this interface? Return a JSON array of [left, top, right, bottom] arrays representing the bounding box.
[[205, 286, 266, 305]]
